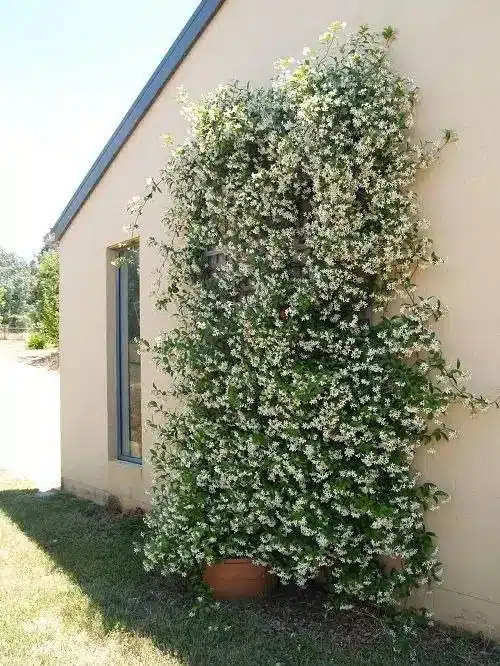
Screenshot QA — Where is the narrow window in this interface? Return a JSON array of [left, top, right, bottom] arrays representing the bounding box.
[[116, 246, 141, 462]]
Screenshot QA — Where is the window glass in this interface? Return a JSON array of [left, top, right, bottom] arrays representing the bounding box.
[[118, 247, 141, 461]]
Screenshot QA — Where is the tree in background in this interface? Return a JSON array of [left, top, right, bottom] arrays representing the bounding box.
[[0, 247, 32, 329], [0, 286, 5, 324], [28, 249, 59, 348]]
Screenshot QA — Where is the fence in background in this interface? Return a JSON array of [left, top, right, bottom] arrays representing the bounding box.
[[0, 326, 27, 341]]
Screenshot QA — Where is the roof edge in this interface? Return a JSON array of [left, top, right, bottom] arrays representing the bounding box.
[[52, 0, 226, 241]]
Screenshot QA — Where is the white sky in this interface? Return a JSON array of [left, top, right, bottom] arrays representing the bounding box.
[[0, 0, 199, 258]]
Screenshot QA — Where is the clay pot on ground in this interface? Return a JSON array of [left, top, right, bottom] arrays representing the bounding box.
[[203, 558, 274, 600]]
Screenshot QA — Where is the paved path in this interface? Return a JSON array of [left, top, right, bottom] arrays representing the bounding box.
[[0, 341, 60, 490]]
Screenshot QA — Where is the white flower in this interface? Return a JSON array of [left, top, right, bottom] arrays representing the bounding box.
[[329, 21, 347, 33]]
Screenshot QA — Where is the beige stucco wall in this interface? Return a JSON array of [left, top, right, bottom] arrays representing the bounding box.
[[59, 0, 500, 637]]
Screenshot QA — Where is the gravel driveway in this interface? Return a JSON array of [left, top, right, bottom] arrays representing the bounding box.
[[0, 340, 60, 490]]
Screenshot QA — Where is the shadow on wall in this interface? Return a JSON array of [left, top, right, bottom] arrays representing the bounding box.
[[1, 484, 500, 665]]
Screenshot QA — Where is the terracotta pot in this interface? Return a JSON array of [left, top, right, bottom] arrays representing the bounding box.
[[203, 558, 274, 600]]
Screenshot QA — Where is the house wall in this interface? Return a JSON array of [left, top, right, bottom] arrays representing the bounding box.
[[59, 0, 500, 637]]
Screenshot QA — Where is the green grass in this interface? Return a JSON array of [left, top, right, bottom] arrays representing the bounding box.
[[0, 471, 499, 666]]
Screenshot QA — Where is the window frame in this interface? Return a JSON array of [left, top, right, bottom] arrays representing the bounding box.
[[203, 247, 227, 277], [116, 251, 142, 464]]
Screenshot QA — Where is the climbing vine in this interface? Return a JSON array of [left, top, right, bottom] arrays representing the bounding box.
[[130, 23, 493, 607]]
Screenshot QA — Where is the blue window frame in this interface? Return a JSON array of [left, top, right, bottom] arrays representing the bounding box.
[[116, 246, 142, 463]]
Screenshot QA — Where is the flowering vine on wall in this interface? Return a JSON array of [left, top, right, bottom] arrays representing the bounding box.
[[129, 23, 494, 608]]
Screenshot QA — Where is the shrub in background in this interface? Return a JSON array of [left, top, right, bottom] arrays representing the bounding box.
[[26, 332, 47, 350], [29, 249, 59, 348]]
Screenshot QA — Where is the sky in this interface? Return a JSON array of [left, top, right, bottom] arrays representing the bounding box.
[[0, 0, 200, 258]]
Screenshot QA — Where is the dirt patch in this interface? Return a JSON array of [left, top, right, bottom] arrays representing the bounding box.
[[252, 584, 500, 662], [18, 350, 59, 372], [0, 340, 27, 359], [0, 340, 59, 372]]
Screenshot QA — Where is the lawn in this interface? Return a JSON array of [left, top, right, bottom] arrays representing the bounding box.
[[0, 471, 499, 666]]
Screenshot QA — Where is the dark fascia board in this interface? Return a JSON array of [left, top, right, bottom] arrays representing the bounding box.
[[52, 0, 226, 240]]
